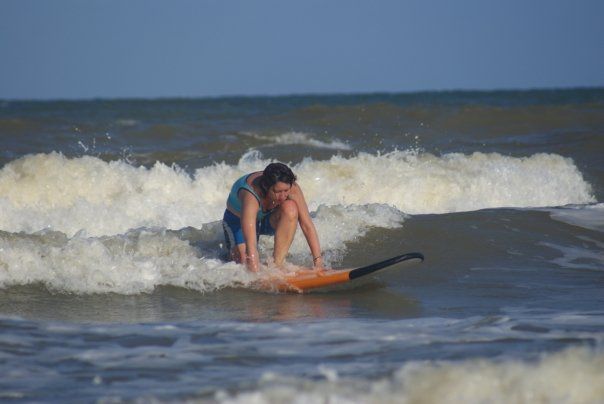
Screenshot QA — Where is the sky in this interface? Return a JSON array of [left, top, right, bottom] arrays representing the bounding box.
[[1, 0, 603, 100]]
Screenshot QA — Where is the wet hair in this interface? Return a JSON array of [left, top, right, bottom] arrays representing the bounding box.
[[257, 162, 296, 195]]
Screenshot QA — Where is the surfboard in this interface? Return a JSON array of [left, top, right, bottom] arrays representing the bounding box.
[[263, 252, 424, 292]]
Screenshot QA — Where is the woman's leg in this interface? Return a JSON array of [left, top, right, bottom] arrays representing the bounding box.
[[233, 243, 246, 264], [223, 210, 247, 263], [270, 199, 299, 266]]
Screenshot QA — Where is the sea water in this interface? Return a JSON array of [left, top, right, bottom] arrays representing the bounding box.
[[0, 89, 603, 402]]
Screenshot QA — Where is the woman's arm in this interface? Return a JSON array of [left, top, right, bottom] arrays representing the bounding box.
[[289, 183, 323, 268], [240, 190, 261, 272]]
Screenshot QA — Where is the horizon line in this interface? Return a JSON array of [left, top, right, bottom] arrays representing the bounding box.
[[2, 85, 603, 103]]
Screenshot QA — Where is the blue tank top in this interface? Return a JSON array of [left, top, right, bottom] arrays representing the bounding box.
[[226, 174, 268, 221]]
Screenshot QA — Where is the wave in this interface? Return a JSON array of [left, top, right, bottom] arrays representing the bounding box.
[[0, 228, 252, 294], [244, 131, 351, 150], [217, 346, 604, 404], [0, 203, 403, 294], [0, 150, 595, 237]]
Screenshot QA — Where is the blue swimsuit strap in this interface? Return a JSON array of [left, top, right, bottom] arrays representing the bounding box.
[[227, 174, 269, 220]]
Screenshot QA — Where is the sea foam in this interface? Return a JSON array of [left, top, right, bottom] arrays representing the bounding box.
[[0, 228, 253, 294], [0, 203, 404, 293], [216, 347, 604, 404], [244, 131, 352, 150], [547, 203, 604, 232], [0, 150, 595, 238]]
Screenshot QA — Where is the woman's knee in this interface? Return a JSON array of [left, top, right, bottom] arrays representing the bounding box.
[[279, 199, 298, 221]]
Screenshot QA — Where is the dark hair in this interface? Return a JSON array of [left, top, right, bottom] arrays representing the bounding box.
[[258, 162, 296, 195]]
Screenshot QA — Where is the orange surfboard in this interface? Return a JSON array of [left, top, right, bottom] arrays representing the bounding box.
[[264, 252, 424, 292]]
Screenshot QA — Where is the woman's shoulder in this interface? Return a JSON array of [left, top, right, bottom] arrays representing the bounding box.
[[246, 171, 263, 183], [239, 172, 263, 203], [288, 181, 304, 198]]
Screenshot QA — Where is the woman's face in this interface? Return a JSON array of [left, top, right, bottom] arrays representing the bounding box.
[[270, 181, 292, 205]]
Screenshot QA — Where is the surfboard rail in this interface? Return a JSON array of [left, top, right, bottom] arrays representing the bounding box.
[[268, 252, 425, 292], [349, 252, 424, 279]]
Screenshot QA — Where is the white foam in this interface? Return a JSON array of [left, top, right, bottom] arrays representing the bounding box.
[[548, 203, 604, 232], [217, 347, 604, 404], [0, 150, 595, 238], [245, 131, 351, 150], [0, 229, 255, 294], [0, 152, 234, 237], [539, 239, 604, 271], [292, 151, 595, 214], [0, 211, 404, 293]]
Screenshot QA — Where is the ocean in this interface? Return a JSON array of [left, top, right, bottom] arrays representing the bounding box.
[[0, 89, 603, 403]]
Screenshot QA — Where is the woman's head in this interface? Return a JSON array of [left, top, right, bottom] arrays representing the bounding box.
[[258, 162, 296, 198]]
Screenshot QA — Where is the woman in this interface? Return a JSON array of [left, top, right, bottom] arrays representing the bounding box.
[[222, 162, 323, 272]]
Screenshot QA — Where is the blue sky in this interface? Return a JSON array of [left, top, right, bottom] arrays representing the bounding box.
[[1, 0, 603, 100]]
